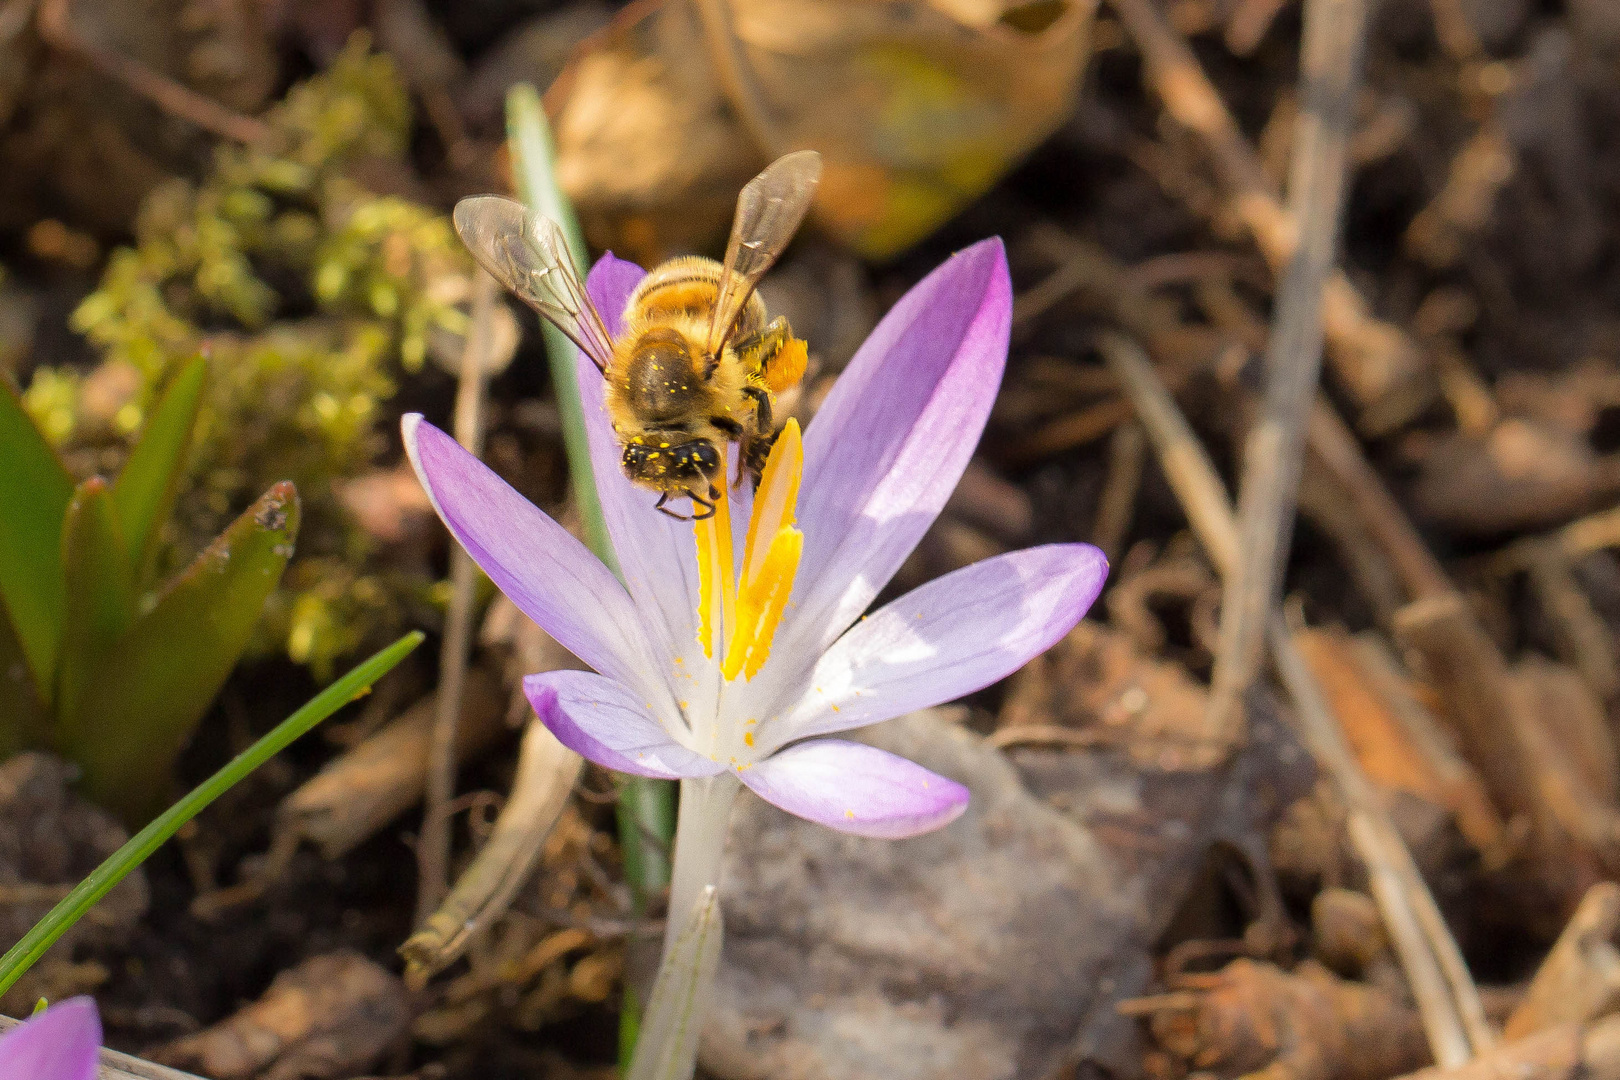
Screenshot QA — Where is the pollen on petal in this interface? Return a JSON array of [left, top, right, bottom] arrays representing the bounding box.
[[744, 731, 755, 747]]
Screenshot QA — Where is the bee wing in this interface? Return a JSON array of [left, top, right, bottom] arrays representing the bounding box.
[[704, 151, 823, 358], [453, 195, 617, 375]]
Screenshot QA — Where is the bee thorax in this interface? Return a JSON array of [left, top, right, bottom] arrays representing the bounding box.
[[622, 328, 705, 425]]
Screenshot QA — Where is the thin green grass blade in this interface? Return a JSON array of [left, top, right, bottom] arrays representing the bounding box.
[[505, 84, 616, 573], [504, 85, 678, 1063], [0, 630, 424, 997]]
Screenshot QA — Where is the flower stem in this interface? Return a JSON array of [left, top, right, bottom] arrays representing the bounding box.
[[505, 82, 676, 909], [505, 84, 680, 1056], [665, 774, 740, 963]]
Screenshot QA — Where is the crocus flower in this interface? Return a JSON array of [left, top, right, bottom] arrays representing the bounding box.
[[405, 237, 1106, 907], [0, 997, 101, 1080]]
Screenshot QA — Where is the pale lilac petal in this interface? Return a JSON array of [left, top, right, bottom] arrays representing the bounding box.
[[526, 670, 725, 780], [739, 739, 968, 838], [763, 544, 1107, 749], [788, 239, 1012, 657], [0, 997, 101, 1080], [404, 416, 662, 700], [577, 255, 706, 674]]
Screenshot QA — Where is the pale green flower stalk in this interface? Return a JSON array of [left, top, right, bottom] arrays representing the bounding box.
[[503, 86, 676, 968]]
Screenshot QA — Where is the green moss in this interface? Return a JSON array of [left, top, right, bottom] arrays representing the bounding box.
[[48, 34, 468, 676]]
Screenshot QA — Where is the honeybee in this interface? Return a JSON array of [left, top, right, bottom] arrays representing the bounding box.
[[453, 151, 823, 520]]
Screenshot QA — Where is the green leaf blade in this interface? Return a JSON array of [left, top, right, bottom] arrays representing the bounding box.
[[112, 356, 206, 585], [0, 379, 74, 693], [63, 481, 300, 820], [0, 606, 48, 757], [56, 477, 137, 727]]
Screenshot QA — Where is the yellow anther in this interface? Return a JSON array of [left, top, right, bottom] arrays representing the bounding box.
[[724, 526, 803, 681], [741, 419, 802, 583], [694, 421, 804, 677], [694, 454, 736, 658]]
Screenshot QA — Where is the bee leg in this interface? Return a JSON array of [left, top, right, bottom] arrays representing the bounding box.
[[710, 415, 745, 438], [742, 385, 773, 432], [741, 317, 808, 394], [731, 316, 791, 364], [742, 429, 778, 486], [688, 488, 717, 520], [654, 491, 692, 521]]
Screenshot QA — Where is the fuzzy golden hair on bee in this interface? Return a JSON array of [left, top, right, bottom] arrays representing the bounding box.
[[454, 151, 822, 520]]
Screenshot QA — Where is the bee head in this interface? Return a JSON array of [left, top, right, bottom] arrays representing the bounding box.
[[622, 433, 720, 492]]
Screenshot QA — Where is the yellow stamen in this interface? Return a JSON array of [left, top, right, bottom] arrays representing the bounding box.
[[722, 420, 804, 681], [724, 526, 803, 680], [694, 455, 736, 658], [693, 420, 805, 678], [741, 419, 802, 582]]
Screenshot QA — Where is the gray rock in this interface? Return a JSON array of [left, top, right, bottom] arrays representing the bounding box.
[[704, 711, 1142, 1080], [703, 698, 1313, 1080]]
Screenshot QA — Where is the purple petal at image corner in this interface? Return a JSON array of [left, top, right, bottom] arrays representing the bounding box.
[[739, 738, 970, 839], [0, 997, 101, 1080]]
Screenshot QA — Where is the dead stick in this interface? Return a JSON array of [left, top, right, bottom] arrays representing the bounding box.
[[416, 269, 498, 923], [1099, 331, 1490, 1064], [1206, 0, 1369, 746], [693, 0, 785, 156], [1106, 0, 1430, 432], [1393, 1016, 1620, 1080], [36, 0, 271, 144], [1092, 421, 1147, 563], [1306, 403, 1453, 600], [403, 716, 583, 986]]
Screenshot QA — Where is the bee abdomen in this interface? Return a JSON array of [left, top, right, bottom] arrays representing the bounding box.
[[627, 257, 723, 321]]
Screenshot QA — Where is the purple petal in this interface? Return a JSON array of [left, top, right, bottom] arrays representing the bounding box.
[[789, 238, 1012, 657], [578, 255, 707, 673], [765, 544, 1107, 748], [526, 670, 725, 780], [404, 416, 661, 699], [0, 997, 101, 1080], [739, 739, 969, 838]]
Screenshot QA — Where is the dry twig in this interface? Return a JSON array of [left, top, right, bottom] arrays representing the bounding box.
[[1206, 0, 1370, 747], [1099, 331, 1490, 1065], [35, 0, 272, 144], [1106, 0, 1432, 433], [403, 717, 585, 987], [417, 269, 499, 923]]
